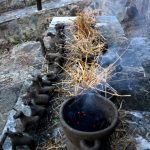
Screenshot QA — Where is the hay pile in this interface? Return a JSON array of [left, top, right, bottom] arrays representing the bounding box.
[[60, 12, 113, 96]]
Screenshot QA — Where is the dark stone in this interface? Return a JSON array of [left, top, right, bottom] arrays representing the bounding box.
[[126, 5, 139, 19], [109, 78, 150, 111], [142, 60, 150, 77], [98, 36, 150, 111], [4, 129, 36, 150], [29, 90, 51, 106], [13, 111, 40, 131]]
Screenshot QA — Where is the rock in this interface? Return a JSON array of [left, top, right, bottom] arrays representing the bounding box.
[[0, 41, 46, 134], [0, 39, 7, 45], [43, 36, 51, 49], [126, 4, 139, 19], [69, 5, 80, 16], [0, 85, 21, 132], [95, 16, 126, 46], [100, 37, 150, 111]]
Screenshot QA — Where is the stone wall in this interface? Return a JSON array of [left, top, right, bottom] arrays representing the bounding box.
[[0, 9, 53, 53], [0, 0, 49, 13], [0, 0, 90, 53], [0, 10, 52, 43]]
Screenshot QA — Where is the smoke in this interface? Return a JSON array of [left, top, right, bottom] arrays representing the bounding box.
[[85, 0, 150, 37]]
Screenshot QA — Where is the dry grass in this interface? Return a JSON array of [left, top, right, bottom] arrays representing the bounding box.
[[66, 12, 106, 57], [111, 110, 137, 150], [59, 60, 114, 96], [59, 12, 111, 96], [59, 12, 131, 98]]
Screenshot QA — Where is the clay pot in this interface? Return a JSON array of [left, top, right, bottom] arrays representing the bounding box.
[[59, 93, 118, 150]]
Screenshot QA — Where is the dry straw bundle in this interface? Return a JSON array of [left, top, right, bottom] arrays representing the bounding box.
[[59, 12, 112, 96], [66, 12, 107, 56]]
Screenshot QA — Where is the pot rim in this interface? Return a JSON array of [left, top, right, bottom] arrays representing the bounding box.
[[59, 93, 118, 136]]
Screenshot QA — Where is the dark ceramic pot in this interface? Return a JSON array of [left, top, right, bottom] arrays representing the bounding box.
[[59, 93, 118, 150]]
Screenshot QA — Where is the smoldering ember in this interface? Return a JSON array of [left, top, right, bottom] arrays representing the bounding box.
[[0, 0, 150, 149]]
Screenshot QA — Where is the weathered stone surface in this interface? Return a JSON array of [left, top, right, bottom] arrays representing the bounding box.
[[0, 85, 21, 132], [0, 41, 46, 136], [0, 80, 32, 150], [0, 0, 49, 13], [0, 0, 90, 53], [123, 111, 150, 150], [0, 41, 46, 150], [96, 16, 127, 46], [0, 0, 24, 13], [100, 37, 150, 111]]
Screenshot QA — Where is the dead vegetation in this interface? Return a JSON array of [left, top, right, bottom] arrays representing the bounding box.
[[58, 12, 111, 96], [111, 110, 137, 150]]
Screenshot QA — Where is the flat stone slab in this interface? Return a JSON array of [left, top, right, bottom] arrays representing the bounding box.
[[96, 16, 127, 46]]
